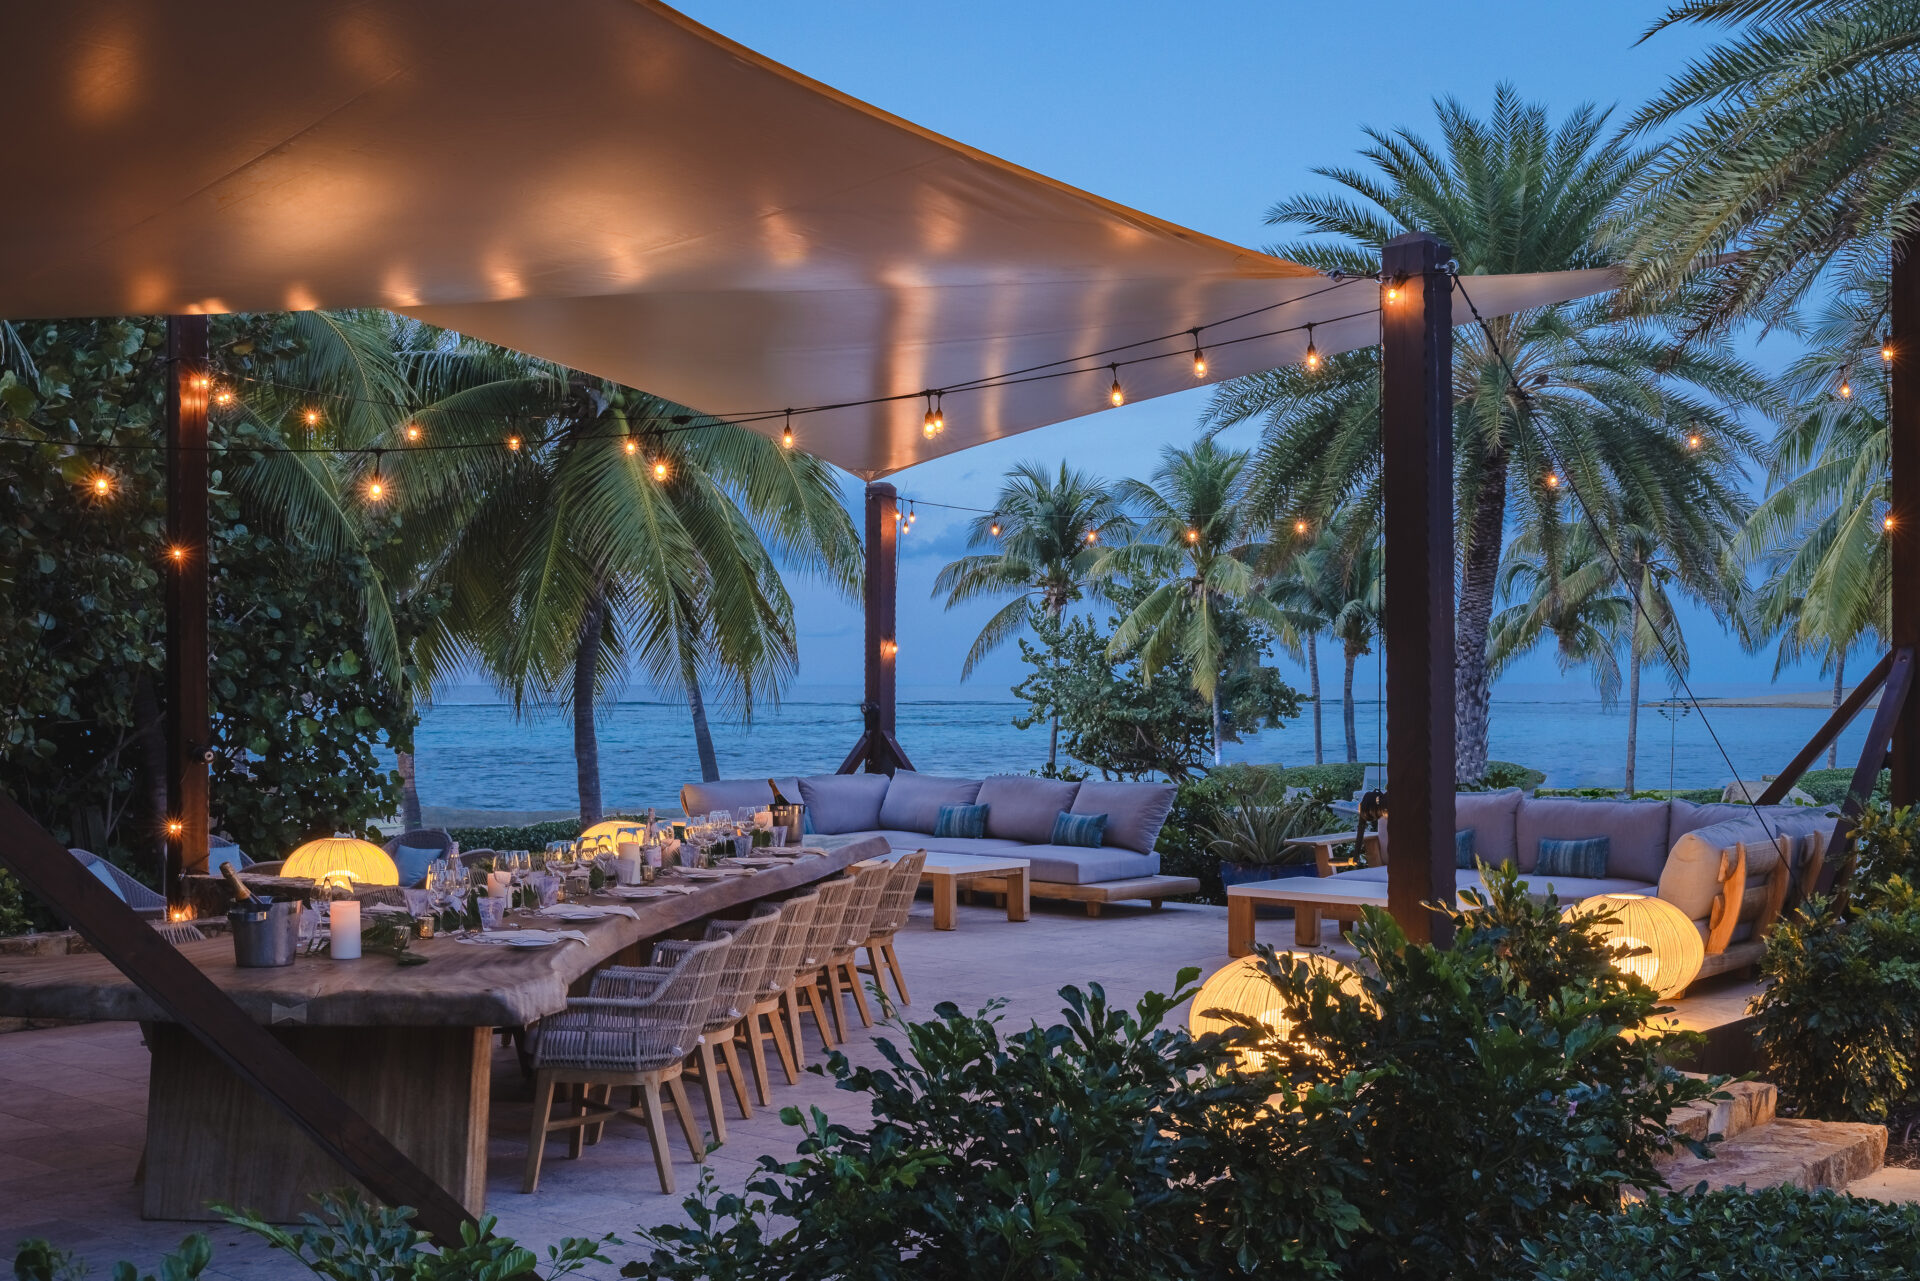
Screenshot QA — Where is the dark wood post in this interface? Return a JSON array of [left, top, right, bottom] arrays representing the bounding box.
[[1379, 232, 1458, 947], [1889, 221, 1920, 809], [863, 481, 900, 774], [165, 315, 211, 908]]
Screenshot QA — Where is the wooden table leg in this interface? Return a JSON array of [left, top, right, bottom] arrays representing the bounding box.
[[930, 874, 958, 930], [143, 1023, 489, 1222], [1293, 905, 1322, 949], [1005, 867, 1030, 922], [1227, 894, 1255, 957]]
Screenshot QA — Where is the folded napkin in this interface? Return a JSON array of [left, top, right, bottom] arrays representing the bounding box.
[[453, 928, 589, 948], [537, 904, 640, 921], [611, 884, 700, 898]]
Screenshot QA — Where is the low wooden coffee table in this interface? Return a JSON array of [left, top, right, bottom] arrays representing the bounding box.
[[1228, 874, 1474, 955], [906, 852, 1031, 929]]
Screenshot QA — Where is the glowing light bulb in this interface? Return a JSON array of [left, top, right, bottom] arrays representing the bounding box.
[[506, 434, 522, 452], [405, 423, 421, 442], [1086, 529, 1099, 544], [989, 519, 1001, 536], [1886, 513, 1897, 532], [1884, 341, 1895, 363], [367, 476, 385, 501], [1304, 323, 1320, 371], [1687, 433, 1702, 449], [90, 473, 112, 496], [652, 457, 670, 482], [1193, 347, 1208, 378], [190, 375, 209, 391], [168, 545, 187, 564], [880, 638, 898, 659], [1840, 380, 1853, 399], [624, 436, 638, 454], [1108, 365, 1125, 407], [1186, 528, 1199, 543], [165, 819, 183, 837], [782, 424, 795, 449], [1294, 519, 1308, 534], [923, 411, 938, 439], [1385, 282, 1402, 302], [213, 388, 233, 406], [1545, 472, 1561, 489], [304, 408, 320, 426]]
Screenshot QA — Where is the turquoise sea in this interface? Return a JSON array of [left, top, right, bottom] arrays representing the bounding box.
[[403, 683, 1873, 813]]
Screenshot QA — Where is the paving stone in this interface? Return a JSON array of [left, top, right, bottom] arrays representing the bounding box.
[[1660, 1118, 1887, 1193]]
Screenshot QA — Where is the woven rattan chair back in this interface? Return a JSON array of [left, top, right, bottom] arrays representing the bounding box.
[[796, 876, 856, 972], [700, 908, 783, 1032], [868, 851, 926, 938], [534, 936, 729, 1074], [148, 920, 208, 945], [832, 862, 892, 956]]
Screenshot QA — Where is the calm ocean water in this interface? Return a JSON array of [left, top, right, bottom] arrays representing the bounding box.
[[401, 685, 1872, 813]]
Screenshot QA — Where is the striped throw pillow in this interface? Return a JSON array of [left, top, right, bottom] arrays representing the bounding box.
[[1535, 836, 1610, 879], [1051, 810, 1107, 848], [933, 803, 989, 839]]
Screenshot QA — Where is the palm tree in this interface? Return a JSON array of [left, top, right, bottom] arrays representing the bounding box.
[[1263, 549, 1334, 765], [1490, 518, 1699, 792], [934, 462, 1127, 771], [1204, 87, 1768, 782], [1266, 517, 1380, 764], [1617, 1, 1920, 326], [1094, 440, 1292, 764]]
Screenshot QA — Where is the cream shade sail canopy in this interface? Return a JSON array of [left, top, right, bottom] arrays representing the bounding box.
[[2, 1, 1620, 477]]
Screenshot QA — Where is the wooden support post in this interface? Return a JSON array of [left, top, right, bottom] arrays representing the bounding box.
[[860, 481, 902, 775], [1758, 648, 1897, 804], [1889, 220, 1920, 808], [165, 315, 211, 907], [1379, 232, 1457, 947], [0, 793, 476, 1241]]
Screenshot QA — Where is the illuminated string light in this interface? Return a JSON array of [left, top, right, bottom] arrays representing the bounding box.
[[624, 434, 638, 455], [1108, 364, 1125, 408], [922, 392, 939, 439], [404, 422, 421, 442], [1385, 276, 1404, 303], [304, 407, 321, 426], [506, 434, 522, 452], [932, 393, 945, 435], [1545, 471, 1561, 489], [165, 819, 183, 837], [1883, 336, 1896, 363], [213, 388, 234, 407], [365, 450, 386, 502], [1191, 330, 1208, 379], [1293, 519, 1308, 535], [1839, 377, 1853, 399], [1304, 323, 1320, 371], [782, 409, 795, 449], [168, 544, 187, 565], [989, 513, 1002, 536], [1185, 528, 1199, 543], [1687, 430, 1702, 450], [652, 455, 670, 482], [189, 375, 209, 391], [89, 472, 112, 497], [1085, 528, 1099, 544], [1886, 513, 1898, 532]]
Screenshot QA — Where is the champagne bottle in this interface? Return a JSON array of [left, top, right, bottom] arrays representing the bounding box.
[[768, 778, 791, 806], [222, 861, 254, 902]]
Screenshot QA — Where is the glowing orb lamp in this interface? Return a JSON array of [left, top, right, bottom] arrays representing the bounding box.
[[1569, 893, 1704, 999], [1189, 954, 1365, 1072], [579, 819, 645, 845], [281, 836, 399, 887]]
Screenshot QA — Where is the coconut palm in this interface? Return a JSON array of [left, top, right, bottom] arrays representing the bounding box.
[[1265, 516, 1379, 765], [934, 462, 1128, 771], [1617, 0, 1920, 326], [1204, 87, 1768, 782], [1093, 440, 1292, 764]]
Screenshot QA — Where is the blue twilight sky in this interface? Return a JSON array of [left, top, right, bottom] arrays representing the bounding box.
[[664, 1, 1819, 702]]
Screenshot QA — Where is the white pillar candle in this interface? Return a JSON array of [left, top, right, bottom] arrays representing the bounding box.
[[754, 810, 773, 831], [487, 871, 511, 898], [329, 900, 362, 960]]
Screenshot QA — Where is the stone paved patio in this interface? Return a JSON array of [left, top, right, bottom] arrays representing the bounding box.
[[0, 894, 1803, 1278]]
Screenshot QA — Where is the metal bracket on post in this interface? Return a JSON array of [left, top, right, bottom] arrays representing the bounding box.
[[1379, 232, 1458, 947]]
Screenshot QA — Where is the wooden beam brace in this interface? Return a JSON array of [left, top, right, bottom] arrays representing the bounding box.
[[1821, 647, 1915, 894], [0, 793, 476, 1242], [1889, 219, 1920, 807], [1757, 648, 1896, 804], [1379, 232, 1458, 947]]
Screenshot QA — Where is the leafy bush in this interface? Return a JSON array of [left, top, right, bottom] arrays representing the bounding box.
[[446, 818, 589, 851], [629, 976, 1362, 1280], [1463, 759, 1545, 793], [1853, 803, 1920, 886], [1526, 1185, 1920, 1280], [1204, 793, 1336, 867], [1752, 878, 1920, 1121], [1536, 786, 1721, 801], [1798, 766, 1890, 807], [1278, 762, 1369, 795], [1250, 863, 1716, 1278]]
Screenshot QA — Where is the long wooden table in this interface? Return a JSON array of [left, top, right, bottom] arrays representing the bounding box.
[[0, 836, 881, 1222]]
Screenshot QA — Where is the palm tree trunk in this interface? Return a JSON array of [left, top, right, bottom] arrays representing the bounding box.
[[1829, 654, 1844, 770], [1047, 606, 1064, 773], [1623, 650, 1642, 796], [1343, 643, 1360, 763], [396, 751, 423, 830], [1210, 686, 1223, 767], [1454, 450, 1510, 784], [1308, 632, 1324, 765], [680, 639, 721, 783], [573, 589, 606, 824]]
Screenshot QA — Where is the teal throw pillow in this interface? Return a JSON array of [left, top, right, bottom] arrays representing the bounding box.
[[1535, 836, 1610, 879], [1455, 828, 1477, 869], [1051, 810, 1107, 848], [933, 803, 989, 839], [392, 842, 440, 888]]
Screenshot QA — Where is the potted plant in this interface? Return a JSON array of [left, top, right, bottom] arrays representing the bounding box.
[[1204, 792, 1329, 889]]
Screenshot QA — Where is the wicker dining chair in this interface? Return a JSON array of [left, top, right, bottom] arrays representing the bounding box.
[[148, 920, 208, 945], [620, 905, 784, 1144], [739, 889, 819, 1097], [790, 875, 858, 1058], [856, 850, 926, 1015], [69, 849, 167, 918], [522, 936, 729, 1195], [815, 860, 893, 1042]]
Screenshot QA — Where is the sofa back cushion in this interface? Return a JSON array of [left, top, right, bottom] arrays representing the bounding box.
[[1668, 799, 1815, 841], [878, 771, 983, 834], [1514, 797, 1671, 881], [797, 773, 891, 834], [682, 777, 801, 818], [1070, 780, 1177, 854], [977, 775, 1081, 844], [1378, 789, 1524, 868]]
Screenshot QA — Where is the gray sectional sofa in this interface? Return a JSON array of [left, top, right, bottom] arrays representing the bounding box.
[[680, 771, 1198, 912]]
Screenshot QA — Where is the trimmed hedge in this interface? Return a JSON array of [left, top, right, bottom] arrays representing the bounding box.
[[1798, 766, 1891, 807], [446, 818, 586, 850], [1527, 1185, 1920, 1279]]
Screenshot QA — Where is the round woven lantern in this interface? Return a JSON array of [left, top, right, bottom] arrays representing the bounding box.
[[1188, 954, 1365, 1072], [281, 836, 399, 887], [578, 819, 645, 845], [1568, 893, 1704, 999]]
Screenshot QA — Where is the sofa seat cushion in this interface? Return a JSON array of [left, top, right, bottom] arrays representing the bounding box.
[[977, 775, 1081, 844], [797, 773, 891, 835], [1515, 797, 1671, 881], [1378, 789, 1524, 868], [1512, 874, 1659, 903], [878, 771, 984, 833], [682, 777, 802, 819], [1019, 844, 1160, 884], [839, 831, 1029, 857], [1070, 780, 1177, 854]]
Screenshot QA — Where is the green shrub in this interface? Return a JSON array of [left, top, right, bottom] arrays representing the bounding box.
[[1752, 877, 1920, 1121], [1250, 863, 1716, 1278], [446, 818, 588, 850], [1203, 793, 1336, 867], [1853, 803, 1920, 886], [1525, 1185, 1920, 1280], [1463, 759, 1545, 793], [629, 976, 1362, 1280], [1799, 766, 1891, 807], [1279, 762, 1369, 795]]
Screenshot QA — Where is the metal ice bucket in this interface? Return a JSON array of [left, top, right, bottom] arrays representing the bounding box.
[[229, 899, 302, 968], [769, 801, 806, 846]]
